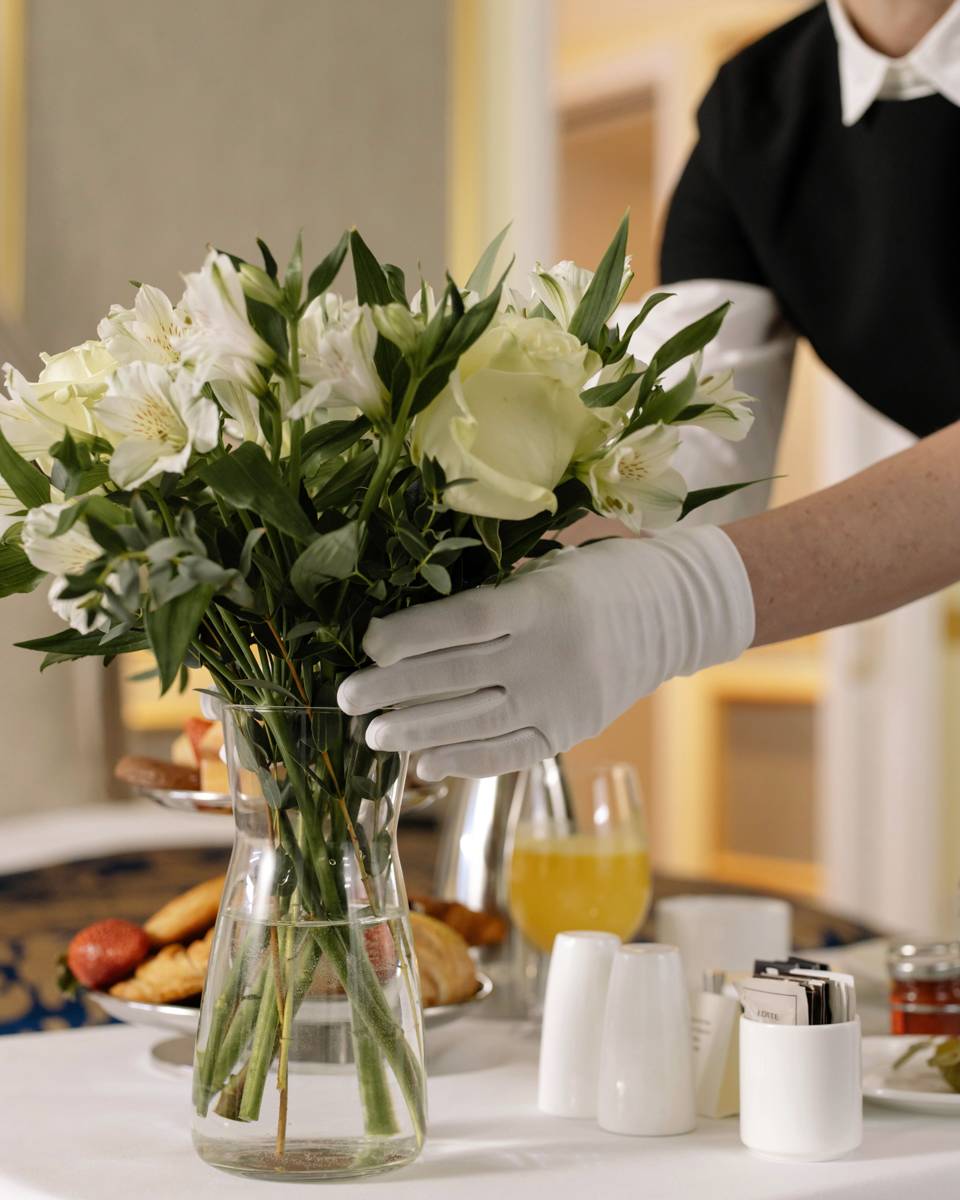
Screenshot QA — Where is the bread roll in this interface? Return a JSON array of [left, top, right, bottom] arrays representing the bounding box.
[[143, 874, 225, 946], [409, 912, 478, 1008]]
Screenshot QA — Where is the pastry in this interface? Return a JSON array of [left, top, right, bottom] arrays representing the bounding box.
[[109, 928, 214, 1004], [67, 919, 151, 989], [143, 874, 225, 946], [408, 893, 506, 947], [409, 912, 478, 1008], [114, 755, 200, 792]]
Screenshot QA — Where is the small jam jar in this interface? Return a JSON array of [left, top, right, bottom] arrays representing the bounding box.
[[888, 941, 960, 1036]]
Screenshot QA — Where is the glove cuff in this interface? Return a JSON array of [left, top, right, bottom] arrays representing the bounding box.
[[655, 524, 756, 676]]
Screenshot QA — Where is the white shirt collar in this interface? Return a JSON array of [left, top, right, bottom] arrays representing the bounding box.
[[827, 0, 960, 125]]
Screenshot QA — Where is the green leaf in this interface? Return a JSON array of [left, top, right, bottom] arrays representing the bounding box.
[[679, 478, 771, 520], [306, 230, 349, 305], [257, 237, 279, 280], [633, 303, 730, 416], [145, 583, 217, 694], [580, 373, 641, 409], [431, 536, 481, 554], [465, 222, 512, 298], [310, 444, 377, 510], [350, 229, 400, 386], [258, 768, 283, 808], [245, 297, 288, 362], [284, 229, 303, 309], [233, 679, 302, 703], [635, 361, 699, 428], [239, 527, 265, 577], [473, 516, 501, 568], [86, 515, 127, 557], [15, 626, 150, 658], [0, 426, 50, 509], [300, 416, 371, 468], [290, 521, 361, 606], [567, 210, 630, 349], [396, 522, 430, 559], [383, 263, 408, 307], [0, 543, 45, 598], [605, 292, 674, 362], [350, 776, 383, 801], [200, 443, 317, 543], [420, 561, 451, 594]]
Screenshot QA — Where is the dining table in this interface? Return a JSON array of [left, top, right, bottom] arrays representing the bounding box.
[[0, 1015, 957, 1200], [0, 801, 955, 1197]]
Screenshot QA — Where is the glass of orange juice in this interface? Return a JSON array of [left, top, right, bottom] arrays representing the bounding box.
[[507, 759, 651, 957]]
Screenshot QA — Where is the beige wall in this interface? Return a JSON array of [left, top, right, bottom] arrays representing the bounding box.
[[25, 0, 448, 352], [0, 0, 448, 817]]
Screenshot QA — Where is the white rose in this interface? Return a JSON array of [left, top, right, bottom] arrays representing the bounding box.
[[1, 347, 118, 459], [459, 313, 601, 392], [411, 317, 608, 522], [576, 423, 687, 533]]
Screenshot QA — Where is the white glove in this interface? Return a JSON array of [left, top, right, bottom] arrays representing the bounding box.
[[337, 526, 755, 780]]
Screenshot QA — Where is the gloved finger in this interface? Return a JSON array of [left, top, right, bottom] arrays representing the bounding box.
[[363, 587, 510, 667], [337, 636, 507, 715], [415, 727, 552, 781], [365, 688, 513, 752]]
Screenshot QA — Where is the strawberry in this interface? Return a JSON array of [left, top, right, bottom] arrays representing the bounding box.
[[67, 919, 152, 990]]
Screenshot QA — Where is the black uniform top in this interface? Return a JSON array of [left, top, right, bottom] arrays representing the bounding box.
[[660, 2, 960, 438]]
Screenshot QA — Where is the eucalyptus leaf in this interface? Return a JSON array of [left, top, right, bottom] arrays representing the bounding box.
[[420, 562, 451, 594], [290, 521, 361, 606]]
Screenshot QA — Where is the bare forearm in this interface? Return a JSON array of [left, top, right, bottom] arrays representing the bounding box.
[[723, 422, 959, 646]]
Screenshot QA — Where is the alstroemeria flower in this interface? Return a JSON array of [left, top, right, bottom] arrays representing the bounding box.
[[291, 295, 387, 422], [1, 346, 118, 459], [174, 251, 275, 392], [95, 361, 219, 487], [98, 284, 188, 366], [212, 379, 266, 446], [576, 422, 687, 532], [670, 353, 756, 441], [529, 257, 633, 331], [47, 575, 111, 633], [22, 502, 102, 576]]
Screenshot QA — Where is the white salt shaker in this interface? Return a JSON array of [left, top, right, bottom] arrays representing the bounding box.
[[597, 944, 696, 1136], [538, 931, 621, 1118], [739, 1015, 862, 1161]]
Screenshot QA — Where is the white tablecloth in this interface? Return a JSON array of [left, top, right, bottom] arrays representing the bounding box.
[[0, 1020, 955, 1200]]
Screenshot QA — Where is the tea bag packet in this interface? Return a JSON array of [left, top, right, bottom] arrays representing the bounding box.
[[741, 958, 857, 1025], [690, 969, 741, 1117], [753, 958, 856, 1024], [736, 974, 811, 1025]]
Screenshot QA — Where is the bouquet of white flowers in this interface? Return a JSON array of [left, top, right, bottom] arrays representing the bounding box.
[[0, 215, 757, 1175]]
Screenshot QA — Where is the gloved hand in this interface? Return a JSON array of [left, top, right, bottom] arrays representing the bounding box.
[[337, 525, 755, 780]]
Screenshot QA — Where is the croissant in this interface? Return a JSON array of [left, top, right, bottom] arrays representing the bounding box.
[[109, 928, 214, 1004]]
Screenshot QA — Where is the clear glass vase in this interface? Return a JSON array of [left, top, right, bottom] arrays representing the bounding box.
[[191, 705, 426, 1181]]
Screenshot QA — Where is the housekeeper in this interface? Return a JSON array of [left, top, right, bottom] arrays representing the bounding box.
[[338, 0, 960, 780]]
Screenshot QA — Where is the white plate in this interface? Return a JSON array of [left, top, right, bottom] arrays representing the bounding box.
[[91, 972, 492, 1036], [862, 1035, 959, 1115]]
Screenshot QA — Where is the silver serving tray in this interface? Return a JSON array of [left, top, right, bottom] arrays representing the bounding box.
[[136, 786, 232, 814], [91, 972, 492, 1035]]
